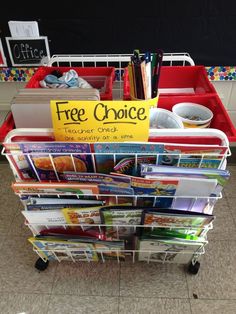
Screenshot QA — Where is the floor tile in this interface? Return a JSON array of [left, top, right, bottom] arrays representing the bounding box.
[[225, 197, 236, 226], [52, 261, 120, 296], [120, 262, 188, 298], [0, 214, 14, 235], [190, 299, 236, 314], [212, 197, 231, 218], [7, 210, 32, 237], [0, 293, 50, 314], [0, 236, 56, 294], [207, 213, 236, 241], [48, 295, 119, 314], [119, 297, 191, 314], [187, 241, 236, 299], [223, 172, 236, 198]]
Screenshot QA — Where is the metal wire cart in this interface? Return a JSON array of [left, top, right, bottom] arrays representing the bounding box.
[[1, 53, 232, 274]]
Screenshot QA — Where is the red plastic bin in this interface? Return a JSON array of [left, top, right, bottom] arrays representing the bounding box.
[[123, 66, 217, 100], [26, 66, 115, 100], [0, 112, 15, 142], [156, 94, 236, 142]]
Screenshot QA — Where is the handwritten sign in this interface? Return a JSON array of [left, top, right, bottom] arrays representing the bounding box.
[[50, 100, 150, 142], [5, 36, 50, 66]]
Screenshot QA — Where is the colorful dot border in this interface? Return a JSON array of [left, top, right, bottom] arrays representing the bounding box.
[[0, 67, 38, 82], [206, 66, 236, 81], [0, 66, 236, 82]]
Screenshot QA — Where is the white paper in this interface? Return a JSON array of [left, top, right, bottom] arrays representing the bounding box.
[[8, 21, 40, 37]]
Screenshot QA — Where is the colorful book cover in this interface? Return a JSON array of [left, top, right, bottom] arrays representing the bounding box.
[[28, 237, 98, 261], [63, 172, 131, 187], [94, 240, 125, 261], [20, 143, 94, 181], [93, 142, 164, 174], [100, 206, 143, 239], [98, 185, 134, 195], [114, 156, 157, 176], [130, 177, 178, 196], [141, 209, 214, 237], [137, 237, 206, 263], [62, 207, 101, 225], [160, 144, 227, 167], [12, 182, 99, 195]]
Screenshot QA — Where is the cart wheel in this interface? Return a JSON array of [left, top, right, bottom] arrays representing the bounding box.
[[188, 261, 200, 275], [35, 258, 49, 271]]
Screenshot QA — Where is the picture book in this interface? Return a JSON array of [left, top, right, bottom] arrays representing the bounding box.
[[137, 236, 206, 263], [141, 208, 214, 236], [100, 206, 143, 239], [93, 142, 164, 174], [22, 209, 67, 234], [28, 237, 98, 261], [141, 164, 229, 195], [114, 156, 157, 176], [94, 240, 125, 261], [63, 172, 131, 187], [12, 182, 99, 195], [22, 209, 66, 225], [20, 142, 94, 181], [159, 144, 227, 167], [62, 207, 101, 225], [98, 185, 134, 195], [26, 197, 104, 210]]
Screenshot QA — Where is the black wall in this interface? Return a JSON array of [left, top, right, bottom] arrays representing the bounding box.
[[1, 0, 236, 65]]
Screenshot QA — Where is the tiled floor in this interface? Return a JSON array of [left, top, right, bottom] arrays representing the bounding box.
[[0, 164, 236, 314]]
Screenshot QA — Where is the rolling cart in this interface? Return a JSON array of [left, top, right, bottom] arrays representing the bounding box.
[[2, 127, 230, 274]]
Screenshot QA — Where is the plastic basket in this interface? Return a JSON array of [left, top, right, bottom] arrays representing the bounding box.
[[123, 66, 217, 100], [157, 94, 236, 142], [26, 66, 115, 100], [0, 112, 15, 142]]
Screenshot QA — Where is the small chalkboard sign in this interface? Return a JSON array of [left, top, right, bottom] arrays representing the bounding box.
[[6, 36, 50, 66]]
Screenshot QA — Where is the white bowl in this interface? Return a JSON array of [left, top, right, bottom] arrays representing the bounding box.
[[172, 102, 213, 126], [150, 108, 184, 129]]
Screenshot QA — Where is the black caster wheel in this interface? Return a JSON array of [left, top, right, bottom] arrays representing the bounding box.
[[35, 258, 49, 271], [188, 261, 200, 275]]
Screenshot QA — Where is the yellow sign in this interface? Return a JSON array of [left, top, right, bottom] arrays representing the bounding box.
[[50, 100, 150, 142]]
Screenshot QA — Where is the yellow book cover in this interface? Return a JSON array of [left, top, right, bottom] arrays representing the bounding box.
[[62, 207, 101, 225]]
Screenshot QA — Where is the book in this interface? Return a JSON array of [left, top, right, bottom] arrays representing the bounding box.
[[93, 142, 164, 174], [100, 206, 143, 239], [28, 237, 98, 261], [12, 182, 99, 195], [141, 164, 229, 195], [26, 197, 104, 210], [20, 142, 94, 181], [159, 143, 227, 167], [137, 236, 206, 263], [62, 207, 101, 225], [114, 156, 157, 176], [141, 208, 214, 237], [63, 172, 131, 187]]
